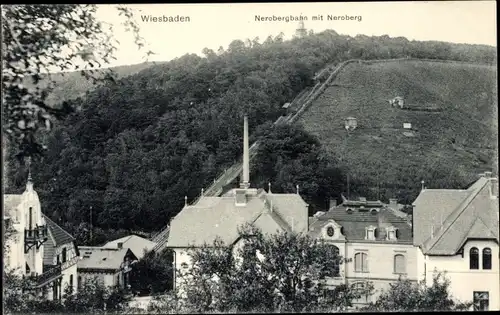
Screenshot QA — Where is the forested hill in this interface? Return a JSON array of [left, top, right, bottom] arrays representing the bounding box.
[[6, 29, 497, 240], [24, 61, 166, 106]]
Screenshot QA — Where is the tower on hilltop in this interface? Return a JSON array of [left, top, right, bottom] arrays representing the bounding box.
[[295, 20, 307, 38]]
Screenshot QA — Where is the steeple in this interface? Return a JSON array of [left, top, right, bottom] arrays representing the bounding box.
[[240, 115, 250, 189], [26, 156, 33, 192]]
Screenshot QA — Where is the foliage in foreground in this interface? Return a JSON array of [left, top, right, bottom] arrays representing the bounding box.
[[3, 268, 131, 314], [174, 225, 371, 313], [363, 272, 472, 312]]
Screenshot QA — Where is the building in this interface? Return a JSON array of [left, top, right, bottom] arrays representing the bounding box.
[[309, 196, 416, 307], [103, 235, 156, 260], [389, 96, 405, 108], [3, 174, 79, 300], [412, 172, 499, 311], [77, 246, 138, 289], [167, 116, 310, 291]]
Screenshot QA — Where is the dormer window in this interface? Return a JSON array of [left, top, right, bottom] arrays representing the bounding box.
[[346, 208, 353, 214], [386, 227, 398, 240], [365, 226, 376, 240], [370, 208, 378, 215]]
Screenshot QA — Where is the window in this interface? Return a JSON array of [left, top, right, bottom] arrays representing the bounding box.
[[57, 255, 60, 265], [78, 276, 82, 290], [482, 248, 492, 270], [29, 207, 33, 230], [354, 252, 369, 272], [62, 248, 67, 263], [366, 227, 376, 240], [327, 226, 335, 237], [394, 254, 406, 274], [473, 291, 489, 311], [470, 247, 479, 270], [69, 275, 73, 293]]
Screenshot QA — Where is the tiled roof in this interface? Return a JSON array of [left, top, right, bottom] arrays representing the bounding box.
[[309, 204, 412, 244], [103, 235, 156, 260], [418, 177, 499, 255], [43, 214, 75, 246], [167, 189, 308, 248], [78, 246, 136, 271], [412, 189, 469, 246], [43, 234, 56, 266]]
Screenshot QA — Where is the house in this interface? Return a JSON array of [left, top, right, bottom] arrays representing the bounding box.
[[77, 246, 138, 289], [412, 172, 499, 311], [3, 173, 79, 300], [309, 196, 416, 307], [389, 96, 405, 108], [103, 235, 156, 260], [166, 116, 309, 292]]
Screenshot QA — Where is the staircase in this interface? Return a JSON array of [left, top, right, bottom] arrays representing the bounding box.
[[151, 62, 341, 251]]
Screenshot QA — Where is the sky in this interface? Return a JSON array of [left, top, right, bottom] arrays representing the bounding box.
[[92, 1, 496, 68]]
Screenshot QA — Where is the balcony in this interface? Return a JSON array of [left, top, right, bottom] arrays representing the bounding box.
[[24, 225, 48, 252], [37, 264, 62, 287]]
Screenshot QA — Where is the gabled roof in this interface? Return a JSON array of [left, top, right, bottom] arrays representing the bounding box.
[[309, 204, 412, 244], [167, 189, 308, 248], [419, 177, 499, 255], [77, 246, 137, 271], [43, 214, 75, 246], [103, 235, 156, 260]]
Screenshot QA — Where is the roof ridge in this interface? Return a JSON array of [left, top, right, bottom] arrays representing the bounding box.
[[424, 179, 488, 252], [42, 213, 75, 242]]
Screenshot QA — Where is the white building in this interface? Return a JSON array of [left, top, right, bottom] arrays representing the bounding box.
[[77, 246, 138, 289], [309, 197, 417, 307], [166, 116, 309, 293], [4, 174, 79, 300], [412, 172, 499, 311]]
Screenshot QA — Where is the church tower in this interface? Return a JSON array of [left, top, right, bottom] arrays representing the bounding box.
[[22, 160, 48, 276]]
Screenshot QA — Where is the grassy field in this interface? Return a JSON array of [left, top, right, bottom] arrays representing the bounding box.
[[297, 59, 497, 203]]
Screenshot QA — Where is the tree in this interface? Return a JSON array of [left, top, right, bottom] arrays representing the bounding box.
[[62, 277, 131, 313], [364, 272, 472, 312], [130, 249, 174, 296], [1, 4, 149, 159], [176, 224, 367, 313]]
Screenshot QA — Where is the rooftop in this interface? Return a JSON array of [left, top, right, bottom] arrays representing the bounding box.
[[413, 176, 499, 255], [167, 188, 308, 248], [77, 246, 137, 271], [309, 200, 412, 244]]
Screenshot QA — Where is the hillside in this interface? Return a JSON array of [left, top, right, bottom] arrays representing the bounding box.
[[5, 29, 497, 239], [25, 61, 165, 106], [297, 59, 497, 203]]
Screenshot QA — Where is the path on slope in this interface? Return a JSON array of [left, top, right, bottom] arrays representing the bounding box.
[[152, 57, 479, 250]]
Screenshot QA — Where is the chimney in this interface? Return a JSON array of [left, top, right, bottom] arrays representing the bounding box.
[[329, 199, 337, 210], [240, 115, 250, 189], [234, 189, 247, 206], [389, 198, 398, 209], [484, 171, 492, 178], [117, 242, 123, 249], [489, 177, 498, 199]]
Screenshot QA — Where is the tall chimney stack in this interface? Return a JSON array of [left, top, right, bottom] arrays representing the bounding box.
[[241, 115, 250, 189]]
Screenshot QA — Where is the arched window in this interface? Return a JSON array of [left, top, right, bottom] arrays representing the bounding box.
[[482, 248, 492, 270], [393, 254, 406, 274], [470, 247, 479, 270], [354, 252, 369, 272]]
